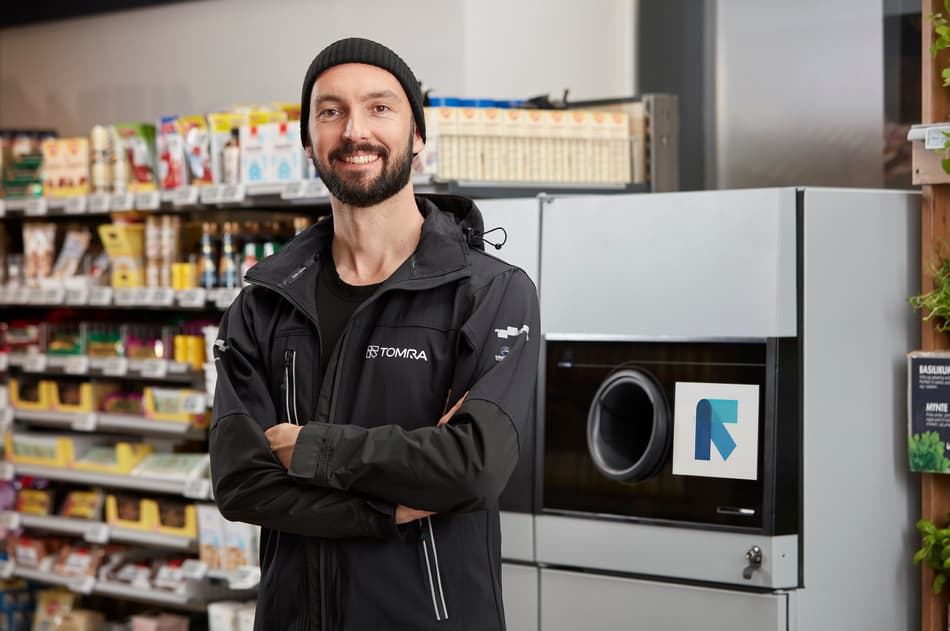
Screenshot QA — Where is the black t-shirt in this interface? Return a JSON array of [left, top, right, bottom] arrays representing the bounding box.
[[317, 255, 380, 370]]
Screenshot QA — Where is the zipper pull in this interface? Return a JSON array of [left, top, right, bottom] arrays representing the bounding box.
[[284, 349, 294, 367], [419, 520, 427, 541]]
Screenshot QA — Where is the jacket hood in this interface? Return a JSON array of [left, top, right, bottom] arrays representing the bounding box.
[[244, 194, 485, 291]]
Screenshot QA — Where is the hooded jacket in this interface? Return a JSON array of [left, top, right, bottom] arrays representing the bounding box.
[[209, 194, 541, 630]]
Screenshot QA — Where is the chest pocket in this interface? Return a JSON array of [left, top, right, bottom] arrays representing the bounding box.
[[270, 331, 319, 426]]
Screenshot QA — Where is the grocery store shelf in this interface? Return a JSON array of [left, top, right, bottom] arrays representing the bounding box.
[[2, 511, 198, 551], [11, 463, 213, 500], [0, 286, 239, 311], [11, 353, 203, 384], [11, 410, 207, 441]]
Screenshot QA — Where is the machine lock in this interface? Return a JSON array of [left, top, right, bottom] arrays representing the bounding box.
[[743, 545, 762, 579]]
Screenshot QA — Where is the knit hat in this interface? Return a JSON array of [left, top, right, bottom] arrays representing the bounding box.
[[300, 37, 426, 148]]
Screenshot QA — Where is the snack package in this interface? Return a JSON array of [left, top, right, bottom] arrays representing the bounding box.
[[1, 129, 55, 198], [197, 504, 225, 569], [51, 228, 91, 280], [32, 589, 76, 631], [222, 520, 259, 572], [40, 138, 90, 197], [112, 123, 157, 192], [16, 489, 53, 516], [240, 120, 302, 184], [54, 609, 105, 631], [157, 116, 186, 191], [179, 115, 213, 185], [52, 544, 105, 577], [22, 223, 56, 285], [207, 112, 246, 185], [59, 490, 104, 521]]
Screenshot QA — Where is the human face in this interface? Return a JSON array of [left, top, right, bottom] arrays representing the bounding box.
[[307, 63, 423, 207]]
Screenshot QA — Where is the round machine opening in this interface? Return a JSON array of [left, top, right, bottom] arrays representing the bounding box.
[[586, 368, 671, 482]]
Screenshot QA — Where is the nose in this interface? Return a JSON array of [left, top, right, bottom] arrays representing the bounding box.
[[343, 110, 369, 141]]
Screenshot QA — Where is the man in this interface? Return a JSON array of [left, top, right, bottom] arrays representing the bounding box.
[[209, 37, 540, 631]]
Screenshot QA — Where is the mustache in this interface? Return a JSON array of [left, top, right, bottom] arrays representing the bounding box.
[[330, 143, 390, 162]]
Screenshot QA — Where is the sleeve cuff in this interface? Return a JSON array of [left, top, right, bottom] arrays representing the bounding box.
[[288, 422, 331, 482]]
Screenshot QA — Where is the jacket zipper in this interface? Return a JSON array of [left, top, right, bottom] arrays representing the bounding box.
[[420, 516, 449, 621], [283, 349, 299, 425]]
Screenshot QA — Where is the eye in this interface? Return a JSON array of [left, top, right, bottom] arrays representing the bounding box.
[[373, 104, 391, 114], [317, 108, 341, 119]]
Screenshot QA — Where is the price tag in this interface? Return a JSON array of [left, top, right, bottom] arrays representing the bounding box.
[[111, 192, 134, 212], [180, 559, 208, 581], [215, 287, 241, 310], [172, 186, 200, 206], [167, 361, 189, 374], [64, 196, 87, 214], [0, 462, 14, 481], [89, 287, 113, 306], [67, 575, 96, 595], [64, 356, 90, 375], [280, 181, 304, 199], [0, 408, 12, 432], [12, 287, 30, 304], [303, 179, 327, 198], [148, 287, 176, 306], [40, 287, 65, 304], [137, 359, 168, 378], [0, 511, 21, 530], [88, 194, 111, 213], [177, 288, 208, 308], [65, 287, 89, 305], [84, 523, 110, 544], [0, 352, 8, 372], [183, 478, 211, 500], [227, 565, 261, 591], [134, 190, 161, 210], [113, 288, 137, 306], [182, 393, 206, 414], [0, 200, 5, 217], [25, 288, 44, 304], [0, 561, 13, 579], [23, 197, 48, 216], [70, 413, 98, 432], [23, 354, 48, 373], [218, 184, 246, 204], [199, 185, 222, 205], [98, 357, 129, 376]]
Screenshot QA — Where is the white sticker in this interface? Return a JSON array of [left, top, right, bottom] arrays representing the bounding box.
[[215, 288, 241, 310], [67, 575, 96, 594], [0, 200, 5, 217], [25, 288, 45, 304], [99, 357, 129, 376], [182, 393, 206, 414], [180, 559, 208, 581], [0, 463, 14, 481], [228, 565, 261, 590], [167, 361, 189, 374], [173, 186, 200, 206], [89, 287, 113, 306], [0, 560, 13, 579], [114, 288, 137, 306], [219, 184, 246, 204], [65, 287, 89, 305], [64, 196, 88, 214], [111, 192, 135, 212], [84, 523, 110, 544], [23, 354, 48, 373], [281, 181, 304, 199], [177, 288, 207, 308], [138, 359, 168, 378], [64, 355, 90, 375], [88, 194, 111, 213], [672, 382, 760, 481], [23, 197, 48, 216], [132, 288, 150, 305], [70, 413, 98, 432], [40, 287, 65, 304], [134, 190, 161, 210], [183, 477, 211, 500], [148, 287, 176, 306], [199, 185, 222, 205], [12, 287, 30, 304], [0, 352, 8, 372], [0, 511, 21, 530], [926, 125, 950, 150], [304, 179, 327, 198]]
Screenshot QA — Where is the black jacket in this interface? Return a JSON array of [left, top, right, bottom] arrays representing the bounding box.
[[209, 195, 541, 630]]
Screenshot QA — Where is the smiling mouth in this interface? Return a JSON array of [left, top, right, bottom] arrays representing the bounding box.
[[341, 154, 380, 165]]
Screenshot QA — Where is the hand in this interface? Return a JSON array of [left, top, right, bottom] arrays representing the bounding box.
[[438, 391, 468, 427], [264, 423, 303, 469], [395, 504, 435, 524]]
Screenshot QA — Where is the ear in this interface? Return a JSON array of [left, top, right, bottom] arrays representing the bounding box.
[[304, 145, 313, 158], [412, 129, 424, 156]]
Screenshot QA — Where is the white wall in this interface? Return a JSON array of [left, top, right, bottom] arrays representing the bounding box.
[[714, 0, 885, 189], [0, 0, 636, 137]]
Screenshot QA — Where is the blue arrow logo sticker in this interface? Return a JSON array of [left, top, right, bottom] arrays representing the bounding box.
[[695, 398, 738, 461]]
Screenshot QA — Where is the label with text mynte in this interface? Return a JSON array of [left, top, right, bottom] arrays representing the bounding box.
[[908, 351, 950, 473]]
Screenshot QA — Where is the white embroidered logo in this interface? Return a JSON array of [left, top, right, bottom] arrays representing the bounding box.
[[495, 325, 530, 341], [365, 345, 429, 362]]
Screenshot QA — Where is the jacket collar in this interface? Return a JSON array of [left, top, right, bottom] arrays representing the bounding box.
[[244, 194, 483, 321]]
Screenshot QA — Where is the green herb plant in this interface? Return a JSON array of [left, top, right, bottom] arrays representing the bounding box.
[[916, 514, 950, 593], [910, 244, 950, 332], [910, 431, 950, 472], [929, 3, 950, 174]]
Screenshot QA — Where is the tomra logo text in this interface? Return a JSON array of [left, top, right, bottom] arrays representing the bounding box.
[[365, 345, 429, 362]]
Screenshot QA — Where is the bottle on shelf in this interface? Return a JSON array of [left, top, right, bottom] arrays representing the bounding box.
[[199, 223, 218, 290], [218, 222, 239, 289]]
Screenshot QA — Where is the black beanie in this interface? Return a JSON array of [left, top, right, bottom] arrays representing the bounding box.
[[300, 37, 426, 148]]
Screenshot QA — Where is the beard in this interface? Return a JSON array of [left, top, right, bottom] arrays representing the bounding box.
[[312, 123, 415, 208]]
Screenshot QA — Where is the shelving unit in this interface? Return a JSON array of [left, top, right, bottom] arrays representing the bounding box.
[[6, 463, 212, 500], [0, 511, 198, 551]]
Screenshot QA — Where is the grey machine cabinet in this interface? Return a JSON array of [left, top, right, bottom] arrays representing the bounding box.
[[533, 188, 919, 631]]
